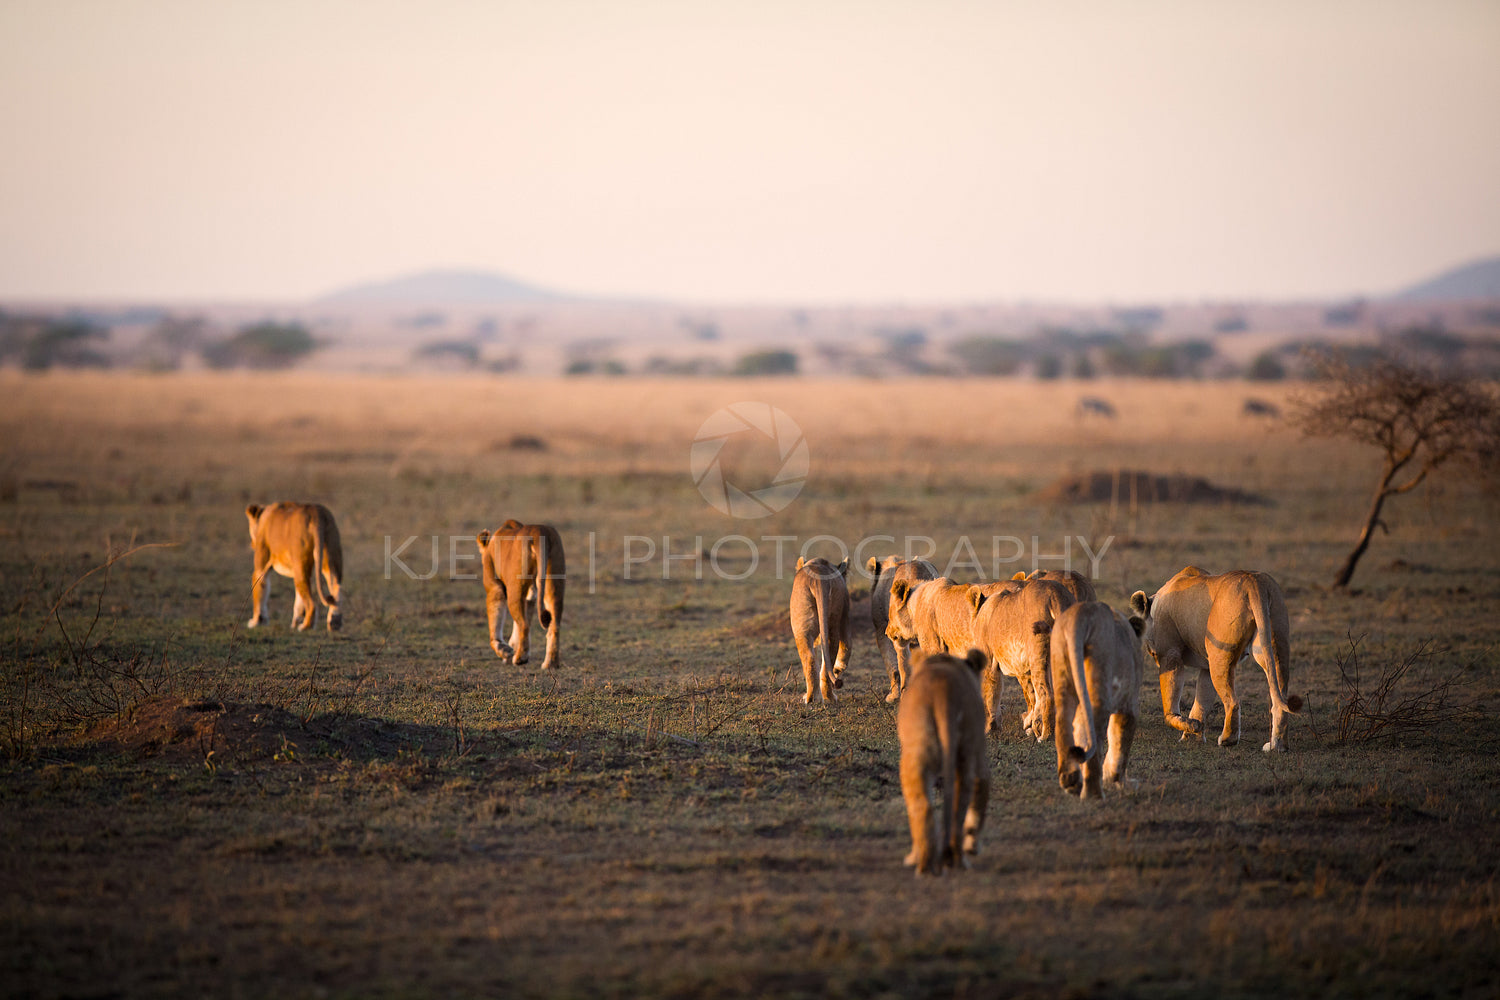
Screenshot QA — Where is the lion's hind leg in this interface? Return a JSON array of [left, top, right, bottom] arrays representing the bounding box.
[[507, 589, 531, 665], [248, 567, 269, 628], [1104, 712, 1137, 791], [900, 742, 941, 874], [322, 562, 342, 632], [795, 629, 818, 704], [962, 760, 989, 858], [1207, 658, 1240, 747], [485, 586, 515, 661], [292, 574, 316, 631]]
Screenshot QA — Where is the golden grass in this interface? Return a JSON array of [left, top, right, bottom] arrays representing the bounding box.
[[2, 370, 1497, 999]]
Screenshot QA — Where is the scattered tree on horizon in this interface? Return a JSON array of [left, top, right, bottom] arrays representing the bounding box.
[[203, 322, 318, 369]]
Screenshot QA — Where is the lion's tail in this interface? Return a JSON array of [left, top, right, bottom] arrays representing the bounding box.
[[1250, 581, 1301, 715], [813, 577, 834, 679], [311, 512, 336, 610], [532, 531, 562, 630], [935, 704, 960, 868], [1060, 619, 1098, 764]]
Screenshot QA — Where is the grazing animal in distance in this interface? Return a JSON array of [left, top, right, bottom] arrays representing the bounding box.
[[476, 520, 566, 669], [245, 502, 343, 631], [1242, 398, 1281, 419], [897, 648, 990, 875], [1130, 566, 1301, 751], [868, 555, 939, 702], [1051, 601, 1146, 799], [1077, 396, 1117, 419], [790, 556, 852, 703]]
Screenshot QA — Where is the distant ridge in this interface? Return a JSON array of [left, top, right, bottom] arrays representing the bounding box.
[[1391, 256, 1500, 301], [317, 268, 572, 305]]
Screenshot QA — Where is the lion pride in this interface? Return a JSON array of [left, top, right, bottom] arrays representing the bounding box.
[[476, 520, 566, 670], [244, 502, 343, 631], [1130, 566, 1302, 752], [897, 648, 990, 875]]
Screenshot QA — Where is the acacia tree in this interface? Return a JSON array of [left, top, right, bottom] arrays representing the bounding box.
[[1293, 354, 1498, 588]]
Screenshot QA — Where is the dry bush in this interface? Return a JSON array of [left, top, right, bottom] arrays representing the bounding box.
[[1310, 633, 1475, 745]]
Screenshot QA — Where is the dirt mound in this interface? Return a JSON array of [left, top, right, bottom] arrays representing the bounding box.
[[75, 698, 314, 767], [1035, 470, 1268, 506]]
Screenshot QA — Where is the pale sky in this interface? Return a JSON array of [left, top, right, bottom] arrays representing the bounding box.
[[1, 0, 1497, 305]]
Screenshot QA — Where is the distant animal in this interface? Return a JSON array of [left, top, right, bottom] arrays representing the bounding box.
[[1010, 569, 1098, 603], [1242, 398, 1281, 419], [970, 577, 1075, 740], [897, 648, 990, 875], [1130, 566, 1301, 752], [1051, 602, 1146, 798], [245, 502, 343, 631], [790, 556, 852, 703], [476, 520, 566, 669], [1077, 396, 1117, 419], [867, 555, 939, 702], [885, 577, 986, 678]]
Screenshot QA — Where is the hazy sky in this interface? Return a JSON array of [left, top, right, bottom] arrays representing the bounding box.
[[2, 0, 1497, 304]]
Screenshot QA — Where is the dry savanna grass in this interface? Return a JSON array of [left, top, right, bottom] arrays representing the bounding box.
[[2, 371, 1498, 998]]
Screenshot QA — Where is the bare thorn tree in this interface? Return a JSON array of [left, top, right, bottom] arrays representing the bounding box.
[[1292, 353, 1498, 589]]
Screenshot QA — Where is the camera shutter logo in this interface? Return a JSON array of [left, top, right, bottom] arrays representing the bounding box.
[[690, 403, 809, 518]]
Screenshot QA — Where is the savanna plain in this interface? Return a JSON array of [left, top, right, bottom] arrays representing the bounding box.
[[2, 372, 1498, 999]]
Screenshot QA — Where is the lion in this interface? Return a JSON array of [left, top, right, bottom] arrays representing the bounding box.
[[790, 556, 852, 703], [897, 648, 990, 875], [1129, 566, 1302, 752], [475, 520, 566, 669], [970, 577, 1074, 740], [885, 577, 986, 668], [1051, 601, 1145, 798], [867, 556, 939, 702], [1010, 568, 1098, 603], [245, 502, 343, 632]]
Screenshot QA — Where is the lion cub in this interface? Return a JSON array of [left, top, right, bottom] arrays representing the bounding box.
[[898, 649, 990, 875], [245, 502, 343, 631], [790, 556, 851, 703], [1050, 601, 1145, 799]]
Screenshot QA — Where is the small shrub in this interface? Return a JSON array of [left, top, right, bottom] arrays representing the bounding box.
[[732, 350, 798, 376]]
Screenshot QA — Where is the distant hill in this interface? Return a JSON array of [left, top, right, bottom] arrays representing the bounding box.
[[317, 269, 572, 306], [1391, 256, 1500, 301]]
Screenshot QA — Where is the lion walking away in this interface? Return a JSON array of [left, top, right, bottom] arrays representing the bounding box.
[[790, 556, 851, 703], [898, 649, 990, 875], [476, 520, 566, 669], [245, 502, 344, 631]]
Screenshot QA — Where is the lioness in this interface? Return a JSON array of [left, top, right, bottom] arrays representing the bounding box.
[[476, 520, 566, 669], [868, 556, 939, 702], [1051, 601, 1145, 798], [1130, 566, 1302, 752], [886, 577, 985, 662], [898, 648, 990, 875], [1010, 569, 1098, 603], [245, 502, 343, 631], [970, 577, 1074, 740], [790, 556, 852, 703]]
